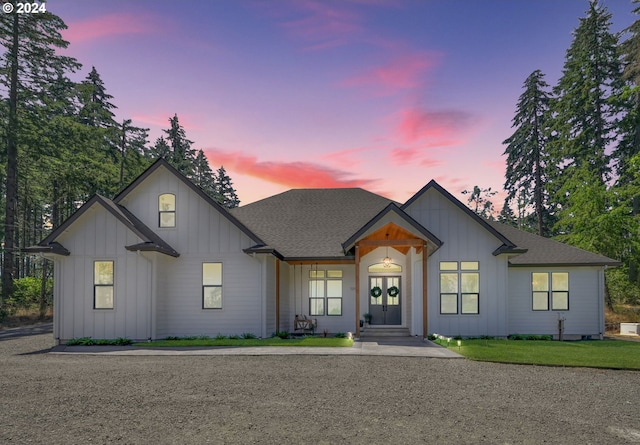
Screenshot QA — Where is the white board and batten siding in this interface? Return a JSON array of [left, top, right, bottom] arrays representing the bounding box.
[[282, 263, 356, 334], [404, 187, 510, 337], [117, 166, 269, 338], [54, 203, 152, 341], [508, 267, 604, 339]]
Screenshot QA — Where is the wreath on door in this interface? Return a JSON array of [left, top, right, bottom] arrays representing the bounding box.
[[370, 286, 382, 298], [387, 286, 399, 297]]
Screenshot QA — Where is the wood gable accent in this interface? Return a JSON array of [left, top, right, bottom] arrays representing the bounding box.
[[356, 222, 426, 258]]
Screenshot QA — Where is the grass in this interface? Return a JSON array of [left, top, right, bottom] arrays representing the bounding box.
[[439, 338, 640, 370], [134, 336, 354, 348]]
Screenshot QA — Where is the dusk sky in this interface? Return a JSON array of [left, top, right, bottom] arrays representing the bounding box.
[[54, 0, 635, 207]]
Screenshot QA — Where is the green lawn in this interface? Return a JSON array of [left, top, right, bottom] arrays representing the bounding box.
[[439, 338, 640, 370], [134, 337, 354, 348]]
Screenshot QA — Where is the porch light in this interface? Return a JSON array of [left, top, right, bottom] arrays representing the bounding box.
[[382, 233, 392, 267]]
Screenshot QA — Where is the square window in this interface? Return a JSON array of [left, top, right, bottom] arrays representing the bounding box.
[[310, 298, 325, 316], [533, 291, 549, 310], [440, 294, 458, 314], [461, 261, 479, 270], [327, 298, 342, 316], [552, 292, 569, 310], [94, 286, 113, 309], [461, 294, 479, 314]]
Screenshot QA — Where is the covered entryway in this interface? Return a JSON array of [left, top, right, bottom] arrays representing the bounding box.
[[369, 276, 401, 325], [341, 204, 443, 338]]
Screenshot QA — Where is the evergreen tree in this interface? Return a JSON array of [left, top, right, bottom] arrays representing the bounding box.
[[0, 9, 80, 298], [550, 0, 623, 187], [193, 149, 216, 197], [77, 66, 116, 128], [461, 186, 496, 220], [118, 119, 150, 190], [164, 114, 196, 177], [149, 137, 171, 160], [214, 166, 240, 209], [502, 70, 552, 236]]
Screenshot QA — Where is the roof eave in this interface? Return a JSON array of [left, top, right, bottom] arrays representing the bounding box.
[[23, 242, 70, 256], [125, 243, 180, 258]]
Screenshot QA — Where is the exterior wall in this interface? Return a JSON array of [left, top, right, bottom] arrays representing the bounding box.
[[507, 266, 604, 339], [54, 204, 152, 341], [264, 256, 277, 336], [282, 263, 356, 334], [405, 188, 510, 337]]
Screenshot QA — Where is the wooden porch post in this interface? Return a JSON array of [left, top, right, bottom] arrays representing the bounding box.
[[275, 258, 280, 332], [422, 244, 428, 339], [355, 244, 360, 338]]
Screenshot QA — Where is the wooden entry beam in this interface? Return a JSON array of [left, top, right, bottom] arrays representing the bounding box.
[[357, 239, 424, 247], [355, 245, 360, 338], [422, 244, 428, 339]]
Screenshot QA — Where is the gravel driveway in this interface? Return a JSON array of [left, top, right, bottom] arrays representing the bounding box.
[[1, 329, 639, 445]]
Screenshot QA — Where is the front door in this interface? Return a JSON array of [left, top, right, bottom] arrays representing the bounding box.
[[369, 276, 401, 325]]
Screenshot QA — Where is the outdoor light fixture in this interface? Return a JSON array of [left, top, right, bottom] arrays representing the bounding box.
[[382, 233, 392, 268]]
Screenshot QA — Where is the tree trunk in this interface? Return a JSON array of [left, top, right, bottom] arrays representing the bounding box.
[[2, 14, 20, 300]]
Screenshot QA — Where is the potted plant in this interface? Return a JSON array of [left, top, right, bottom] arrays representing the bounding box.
[[363, 313, 372, 326]]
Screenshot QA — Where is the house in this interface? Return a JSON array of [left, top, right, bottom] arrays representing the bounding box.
[[29, 159, 620, 343]]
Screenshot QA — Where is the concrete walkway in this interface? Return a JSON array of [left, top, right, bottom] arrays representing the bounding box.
[[51, 336, 463, 358]]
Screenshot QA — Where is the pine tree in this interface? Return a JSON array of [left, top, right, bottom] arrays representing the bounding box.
[[214, 166, 240, 209], [164, 114, 196, 177], [0, 9, 80, 298], [550, 0, 623, 187], [502, 70, 552, 236], [193, 149, 216, 197], [461, 186, 496, 220], [118, 119, 150, 190]]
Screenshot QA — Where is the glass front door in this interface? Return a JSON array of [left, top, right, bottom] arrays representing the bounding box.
[[369, 276, 401, 325]]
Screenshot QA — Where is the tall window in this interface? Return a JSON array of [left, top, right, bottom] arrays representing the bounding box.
[[203, 263, 222, 309], [94, 261, 114, 309], [309, 270, 343, 316], [439, 261, 479, 314], [159, 193, 176, 227], [532, 272, 569, 311]]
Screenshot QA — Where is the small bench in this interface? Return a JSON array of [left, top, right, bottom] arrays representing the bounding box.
[[294, 315, 317, 334]]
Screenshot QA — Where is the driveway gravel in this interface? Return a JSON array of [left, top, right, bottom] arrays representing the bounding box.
[[1, 327, 639, 444]]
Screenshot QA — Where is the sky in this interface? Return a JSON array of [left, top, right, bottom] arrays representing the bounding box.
[[53, 0, 636, 207]]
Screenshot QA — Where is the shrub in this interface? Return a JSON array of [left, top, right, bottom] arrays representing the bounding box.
[[241, 332, 257, 339], [214, 334, 227, 340], [5, 276, 53, 315], [334, 332, 346, 338], [273, 331, 290, 339], [427, 333, 437, 341], [66, 337, 132, 346], [227, 334, 241, 340]]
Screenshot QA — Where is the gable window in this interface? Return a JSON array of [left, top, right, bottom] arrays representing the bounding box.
[[532, 272, 569, 311], [309, 270, 343, 316], [159, 193, 176, 227], [94, 260, 114, 309], [439, 261, 479, 314], [203, 263, 222, 309]]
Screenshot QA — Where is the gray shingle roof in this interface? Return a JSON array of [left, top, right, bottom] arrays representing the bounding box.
[[232, 186, 620, 267], [486, 220, 621, 266], [230, 188, 393, 258]]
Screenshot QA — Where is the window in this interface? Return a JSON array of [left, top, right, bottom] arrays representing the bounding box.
[[439, 261, 479, 314], [94, 261, 114, 309], [532, 272, 568, 311], [309, 270, 343, 316], [203, 263, 222, 309], [159, 193, 176, 227]]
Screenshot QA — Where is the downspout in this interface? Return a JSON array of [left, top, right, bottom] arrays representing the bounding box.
[[261, 255, 267, 339]]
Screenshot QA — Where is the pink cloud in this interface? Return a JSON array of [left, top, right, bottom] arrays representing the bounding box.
[[204, 149, 378, 189], [320, 145, 382, 166], [390, 146, 448, 166], [62, 13, 158, 44], [342, 52, 439, 92], [397, 108, 475, 145]]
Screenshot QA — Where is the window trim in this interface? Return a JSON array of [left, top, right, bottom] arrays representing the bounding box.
[[309, 270, 343, 316], [439, 261, 480, 315], [158, 193, 176, 228], [202, 262, 223, 309], [532, 272, 569, 311], [94, 260, 114, 310]]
